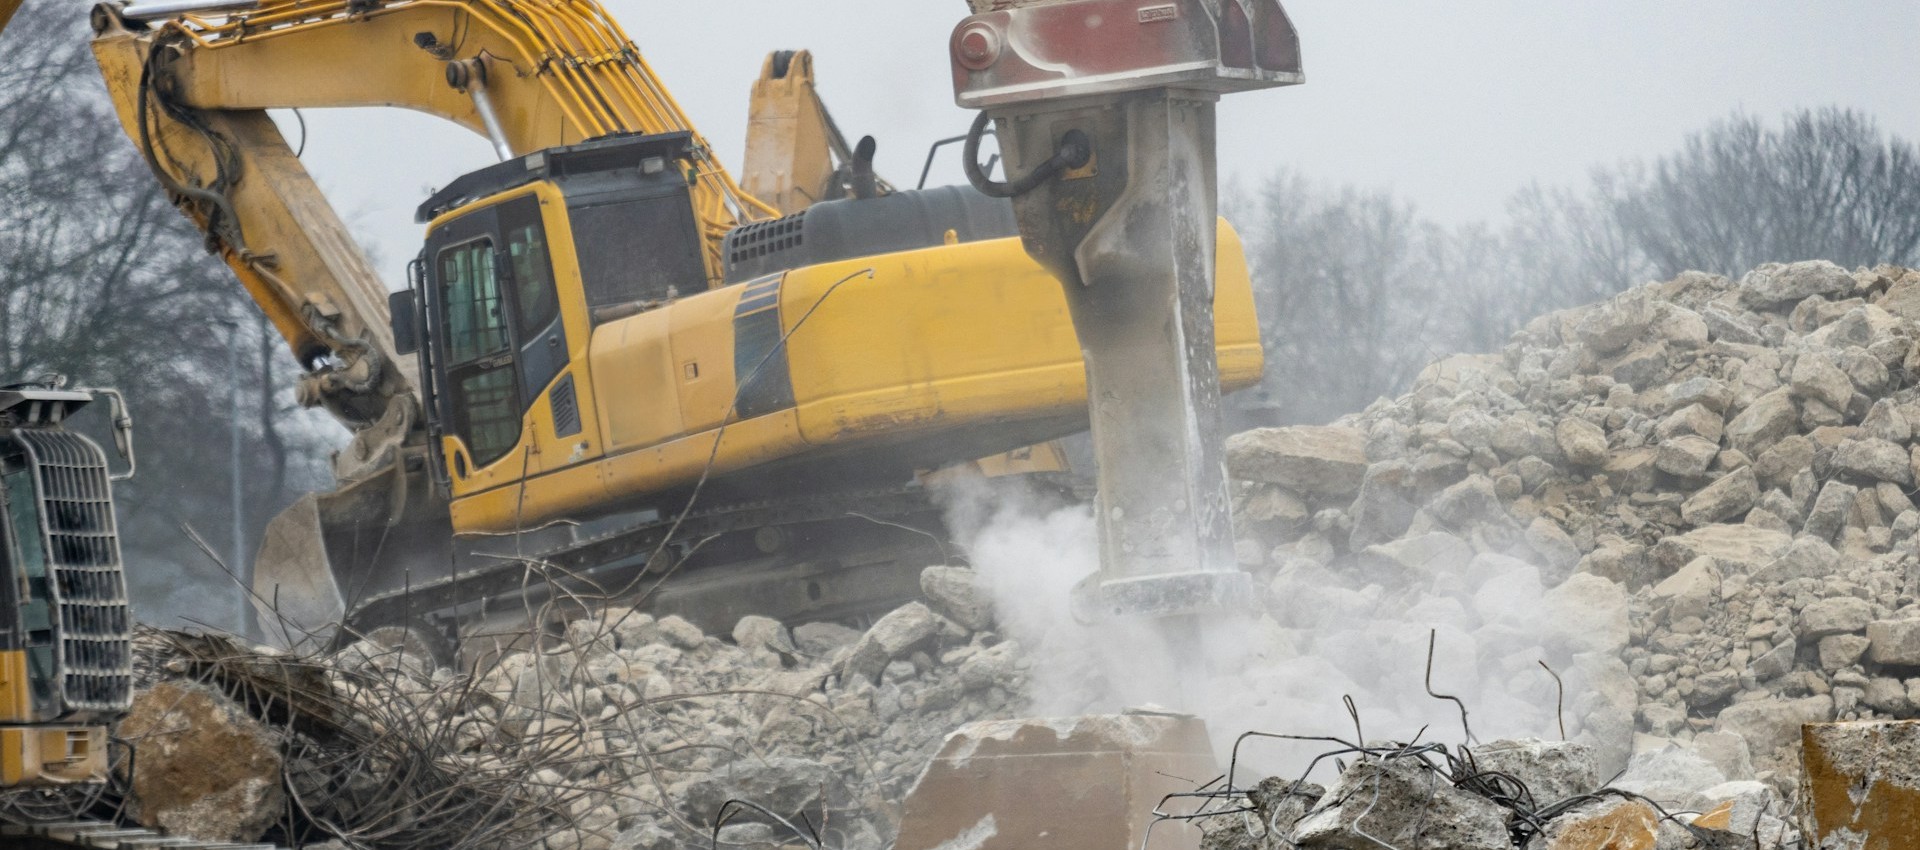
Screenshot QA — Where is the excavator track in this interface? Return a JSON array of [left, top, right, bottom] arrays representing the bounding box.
[[336, 479, 1055, 655], [1, 819, 284, 850]]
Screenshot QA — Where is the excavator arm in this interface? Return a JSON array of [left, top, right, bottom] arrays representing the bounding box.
[[0, 0, 19, 37], [87, 0, 778, 479]]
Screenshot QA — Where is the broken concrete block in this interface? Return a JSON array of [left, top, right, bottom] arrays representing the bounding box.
[[1469, 738, 1599, 804], [1654, 434, 1719, 479], [1680, 467, 1759, 527], [1542, 574, 1631, 654], [1866, 618, 1920, 666], [731, 615, 794, 655], [653, 614, 706, 650], [1821, 634, 1874, 671], [896, 714, 1219, 850], [1226, 426, 1370, 495], [1689, 732, 1755, 782], [118, 681, 285, 843], [840, 601, 941, 681], [1714, 695, 1834, 760], [1651, 524, 1791, 574], [1801, 720, 1920, 849], [1291, 758, 1508, 850], [1800, 596, 1874, 638], [1790, 350, 1857, 411], [1557, 418, 1610, 467], [1357, 532, 1473, 578], [1651, 558, 1719, 622], [1526, 796, 1659, 850], [921, 566, 993, 631], [679, 756, 834, 826], [1832, 438, 1916, 486], [1724, 388, 1799, 456], [793, 621, 861, 656], [1740, 261, 1855, 307]]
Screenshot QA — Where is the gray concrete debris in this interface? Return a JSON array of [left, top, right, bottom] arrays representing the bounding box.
[[838, 601, 943, 682], [678, 756, 835, 826], [1225, 425, 1371, 495], [921, 566, 993, 631], [1290, 758, 1509, 850], [1468, 738, 1600, 804]]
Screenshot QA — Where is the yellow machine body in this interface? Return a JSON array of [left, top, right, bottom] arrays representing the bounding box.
[[424, 180, 1262, 533]]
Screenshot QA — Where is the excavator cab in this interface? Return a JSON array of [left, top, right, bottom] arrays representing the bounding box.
[[0, 383, 134, 787]]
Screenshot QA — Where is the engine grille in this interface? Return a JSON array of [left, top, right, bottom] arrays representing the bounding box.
[[11, 430, 133, 717]]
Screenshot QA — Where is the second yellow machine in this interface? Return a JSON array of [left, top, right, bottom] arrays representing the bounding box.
[[88, 0, 1265, 657]]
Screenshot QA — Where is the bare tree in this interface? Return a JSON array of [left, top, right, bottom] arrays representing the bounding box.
[[1231, 108, 1920, 429], [1613, 108, 1920, 280], [1239, 173, 1448, 426], [0, 1, 339, 629]]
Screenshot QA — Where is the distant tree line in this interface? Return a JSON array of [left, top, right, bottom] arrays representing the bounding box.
[[1236, 108, 1920, 426], [0, 2, 339, 629]]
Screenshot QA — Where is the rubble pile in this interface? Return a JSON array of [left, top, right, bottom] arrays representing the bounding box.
[[1224, 261, 1920, 844], [116, 568, 1026, 850]]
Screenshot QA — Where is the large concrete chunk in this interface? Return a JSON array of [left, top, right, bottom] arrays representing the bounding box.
[[921, 566, 993, 631], [1226, 426, 1370, 496], [118, 681, 285, 843], [1866, 619, 1920, 666], [840, 601, 942, 681], [1799, 596, 1874, 638], [1469, 739, 1600, 805], [1651, 524, 1792, 574], [1801, 720, 1920, 850], [895, 714, 1220, 850], [679, 756, 835, 827], [1724, 388, 1799, 456], [1739, 260, 1855, 307], [1527, 797, 1659, 850], [1715, 695, 1834, 760], [1291, 758, 1508, 849], [1680, 467, 1759, 527]]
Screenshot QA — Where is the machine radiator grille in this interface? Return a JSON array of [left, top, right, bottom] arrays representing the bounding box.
[[13, 430, 133, 717]]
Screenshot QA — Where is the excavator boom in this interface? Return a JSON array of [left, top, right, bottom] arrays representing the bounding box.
[[88, 0, 781, 480]]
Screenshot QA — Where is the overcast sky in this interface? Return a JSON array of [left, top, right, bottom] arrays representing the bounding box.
[[275, 1, 1920, 290]]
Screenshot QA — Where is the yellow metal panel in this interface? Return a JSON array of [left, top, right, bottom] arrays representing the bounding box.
[[592, 309, 688, 452], [669, 287, 745, 435], [779, 224, 1261, 448], [0, 650, 30, 725], [448, 220, 1263, 534], [0, 726, 109, 787], [449, 410, 809, 532]]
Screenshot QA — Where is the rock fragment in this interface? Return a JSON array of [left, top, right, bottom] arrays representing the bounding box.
[[118, 681, 285, 843], [1226, 426, 1370, 495], [1291, 759, 1508, 850]]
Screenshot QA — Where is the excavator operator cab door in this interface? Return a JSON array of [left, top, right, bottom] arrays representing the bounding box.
[[420, 192, 571, 486]]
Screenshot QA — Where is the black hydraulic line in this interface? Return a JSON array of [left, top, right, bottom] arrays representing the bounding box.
[[961, 109, 1090, 199]]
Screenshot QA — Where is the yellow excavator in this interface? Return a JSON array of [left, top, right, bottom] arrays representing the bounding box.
[[81, 0, 1267, 658], [0, 381, 134, 790]]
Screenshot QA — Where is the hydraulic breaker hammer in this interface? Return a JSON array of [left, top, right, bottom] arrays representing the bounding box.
[[950, 0, 1302, 622]]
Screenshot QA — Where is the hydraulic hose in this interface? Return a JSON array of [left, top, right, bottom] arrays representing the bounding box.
[[961, 109, 1092, 199]]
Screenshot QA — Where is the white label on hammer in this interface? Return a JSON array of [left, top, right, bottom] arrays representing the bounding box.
[[1138, 4, 1178, 23]]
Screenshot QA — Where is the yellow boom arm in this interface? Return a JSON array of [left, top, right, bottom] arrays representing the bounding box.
[[88, 0, 777, 480]]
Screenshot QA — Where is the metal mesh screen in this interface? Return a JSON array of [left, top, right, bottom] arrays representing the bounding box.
[[13, 430, 133, 716]]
